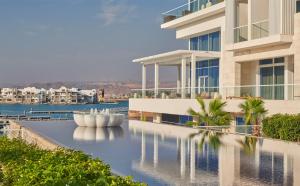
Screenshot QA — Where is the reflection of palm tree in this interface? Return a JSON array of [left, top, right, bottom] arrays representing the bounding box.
[[237, 136, 257, 155], [239, 97, 267, 136], [187, 98, 232, 127], [190, 130, 223, 152]]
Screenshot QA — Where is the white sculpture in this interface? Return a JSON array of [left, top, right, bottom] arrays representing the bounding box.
[[73, 109, 125, 127]]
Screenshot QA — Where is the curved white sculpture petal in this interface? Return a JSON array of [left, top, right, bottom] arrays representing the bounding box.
[[74, 113, 85, 127], [108, 114, 124, 127], [96, 114, 109, 127], [84, 114, 96, 127], [74, 110, 125, 128]]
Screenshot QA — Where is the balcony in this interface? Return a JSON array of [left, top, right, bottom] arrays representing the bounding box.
[[234, 25, 248, 43], [234, 20, 269, 44], [162, 0, 224, 24], [130, 84, 300, 101], [251, 20, 269, 40]]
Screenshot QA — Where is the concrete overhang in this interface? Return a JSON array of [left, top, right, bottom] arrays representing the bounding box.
[[161, 2, 225, 30], [133, 50, 220, 65], [226, 35, 293, 52]]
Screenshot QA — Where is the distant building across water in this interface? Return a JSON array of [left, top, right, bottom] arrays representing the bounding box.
[[0, 86, 99, 104]]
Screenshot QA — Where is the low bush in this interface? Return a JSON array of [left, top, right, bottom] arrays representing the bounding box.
[[262, 114, 300, 142], [0, 137, 145, 186]]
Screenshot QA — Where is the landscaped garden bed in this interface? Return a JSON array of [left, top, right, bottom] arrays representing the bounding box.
[[262, 114, 300, 142], [0, 137, 145, 186]]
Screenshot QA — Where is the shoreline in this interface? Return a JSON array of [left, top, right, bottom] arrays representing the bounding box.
[[9, 121, 60, 150]]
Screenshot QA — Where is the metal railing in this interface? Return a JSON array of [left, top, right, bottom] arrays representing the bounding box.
[[130, 84, 300, 100], [162, 0, 224, 23]]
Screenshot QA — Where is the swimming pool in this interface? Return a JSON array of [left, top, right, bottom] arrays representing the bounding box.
[[19, 120, 299, 186]]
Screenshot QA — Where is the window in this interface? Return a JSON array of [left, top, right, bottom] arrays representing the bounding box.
[[209, 31, 220, 51], [259, 57, 285, 100], [190, 37, 199, 50], [189, 31, 220, 51], [297, 0, 300, 13], [199, 35, 209, 51], [195, 59, 219, 94]]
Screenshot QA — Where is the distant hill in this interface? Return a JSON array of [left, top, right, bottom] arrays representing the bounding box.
[[1, 81, 176, 96]]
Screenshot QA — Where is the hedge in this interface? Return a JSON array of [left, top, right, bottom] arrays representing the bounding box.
[[0, 137, 145, 186], [262, 114, 300, 142]]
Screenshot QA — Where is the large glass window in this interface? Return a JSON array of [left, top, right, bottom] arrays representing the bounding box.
[[297, 0, 300, 13], [190, 31, 220, 51], [195, 59, 219, 95], [190, 37, 199, 50], [260, 57, 284, 100], [209, 31, 220, 51], [199, 35, 209, 51]]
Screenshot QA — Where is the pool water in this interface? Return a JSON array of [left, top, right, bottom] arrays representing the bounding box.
[[20, 120, 300, 186]]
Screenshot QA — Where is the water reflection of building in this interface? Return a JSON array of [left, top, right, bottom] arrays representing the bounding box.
[[73, 127, 124, 141], [129, 120, 300, 186]]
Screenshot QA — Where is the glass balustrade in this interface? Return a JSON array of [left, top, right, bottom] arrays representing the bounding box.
[[130, 84, 300, 100], [162, 0, 224, 23]]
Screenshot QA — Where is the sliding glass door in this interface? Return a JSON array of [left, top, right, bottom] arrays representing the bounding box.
[[274, 66, 284, 100], [195, 59, 219, 95], [260, 67, 273, 99]]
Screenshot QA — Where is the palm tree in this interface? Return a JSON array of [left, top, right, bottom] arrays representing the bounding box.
[[239, 97, 268, 136], [187, 98, 232, 127]]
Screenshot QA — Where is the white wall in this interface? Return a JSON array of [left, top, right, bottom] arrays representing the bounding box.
[[129, 98, 300, 116]]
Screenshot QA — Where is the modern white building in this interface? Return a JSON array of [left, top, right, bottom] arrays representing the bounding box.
[[21, 87, 47, 104], [130, 0, 300, 124], [0, 86, 98, 104], [49, 87, 97, 104]]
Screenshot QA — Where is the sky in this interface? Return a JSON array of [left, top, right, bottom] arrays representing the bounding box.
[[0, 0, 187, 86]]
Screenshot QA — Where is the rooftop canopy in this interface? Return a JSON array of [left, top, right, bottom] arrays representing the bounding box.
[[133, 50, 220, 65]]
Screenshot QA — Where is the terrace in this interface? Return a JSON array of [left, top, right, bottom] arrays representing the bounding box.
[[162, 0, 224, 24]]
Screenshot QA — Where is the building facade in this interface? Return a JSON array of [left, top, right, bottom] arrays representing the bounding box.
[[0, 87, 98, 104], [130, 0, 300, 124]]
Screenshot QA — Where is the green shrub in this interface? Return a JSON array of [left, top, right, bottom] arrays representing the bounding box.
[[0, 137, 145, 186], [262, 114, 300, 142]]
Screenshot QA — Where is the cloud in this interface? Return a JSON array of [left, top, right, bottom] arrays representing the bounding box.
[[23, 24, 63, 37], [96, 0, 136, 26]]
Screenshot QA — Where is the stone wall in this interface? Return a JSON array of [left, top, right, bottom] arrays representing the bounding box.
[[8, 121, 59, 151]]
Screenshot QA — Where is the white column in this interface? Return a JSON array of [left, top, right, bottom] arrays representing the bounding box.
[[191, 55, 196, 99], [284, 57, 289, 100], [180, 138, 186, 178], [188, 65, 191, 94], [255, 62, 260, 97], [181, 58, 187, 99], [248, 0, 252, 41], [153, 133, 158, 167], [154, 63, 159, 98], [142, 64, 147, 98], [177, 65, 181, 94]]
